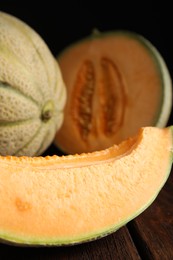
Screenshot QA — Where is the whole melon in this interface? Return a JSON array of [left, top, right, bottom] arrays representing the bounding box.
[[0, 11, 66, 156]]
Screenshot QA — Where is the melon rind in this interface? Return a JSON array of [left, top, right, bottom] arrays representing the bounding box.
[[134, 33, 172, 127]]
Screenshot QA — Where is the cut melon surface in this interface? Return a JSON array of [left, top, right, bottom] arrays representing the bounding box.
[[0, 126, 172, 246], [54, 31, 172, 154]]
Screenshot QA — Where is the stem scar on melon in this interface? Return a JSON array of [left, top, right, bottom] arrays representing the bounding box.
[[41, 101, 54, 122], [0, 126, 172, 246]]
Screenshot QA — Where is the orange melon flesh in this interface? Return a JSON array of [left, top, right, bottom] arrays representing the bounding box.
[[0, 126, 172, 246], [55, 31, 172, 154]]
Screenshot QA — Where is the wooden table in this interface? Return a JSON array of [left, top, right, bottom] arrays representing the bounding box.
[[0, 151, 172, 260]]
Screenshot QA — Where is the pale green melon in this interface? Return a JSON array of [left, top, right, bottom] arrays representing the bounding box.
[[0, 11, 66, 156]]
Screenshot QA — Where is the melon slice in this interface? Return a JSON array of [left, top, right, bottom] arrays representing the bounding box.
[[0, 126, 172, 246], [54, 31, 172, 154]]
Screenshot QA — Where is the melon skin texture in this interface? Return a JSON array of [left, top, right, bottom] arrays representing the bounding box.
[[0, 11, 66, 156], [0, 126, 172, 246], [54, 30, 172, 154]]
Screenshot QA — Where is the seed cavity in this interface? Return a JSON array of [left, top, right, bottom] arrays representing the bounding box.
[[99, 57, 126, 135], [72, 57, 126, 141], [71, 60, 95, 141]]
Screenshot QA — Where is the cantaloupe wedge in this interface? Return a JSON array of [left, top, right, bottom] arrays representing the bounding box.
[[0, 126, 172, 246]]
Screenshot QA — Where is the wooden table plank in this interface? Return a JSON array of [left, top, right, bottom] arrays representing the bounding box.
[[0, 227, 140, 260], [128, 169, 173, 259]]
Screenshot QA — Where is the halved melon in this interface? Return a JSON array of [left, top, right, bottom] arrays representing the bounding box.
[[0, 126, 172, 246], [54, 31, 172, 154]]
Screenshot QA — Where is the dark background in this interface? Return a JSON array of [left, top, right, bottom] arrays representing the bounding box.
[[0, 3, 173, 258], [0, 1, 172, 127]]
